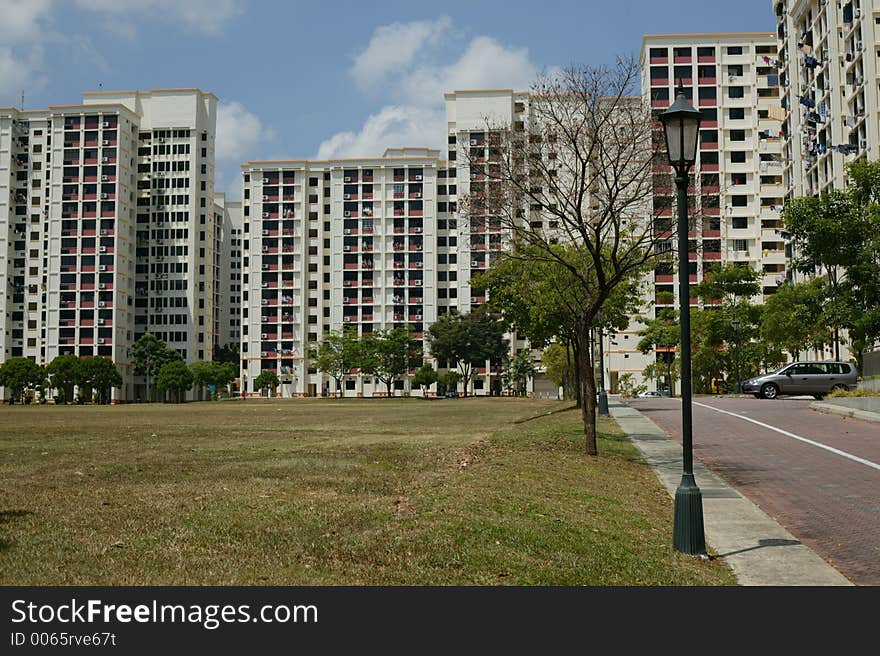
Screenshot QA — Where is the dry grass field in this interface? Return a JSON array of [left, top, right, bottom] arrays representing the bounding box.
[[0, 398, 734, 585]]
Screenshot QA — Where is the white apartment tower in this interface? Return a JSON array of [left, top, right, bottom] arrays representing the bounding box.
[[773, 0, 879, 198], [636, 33, 789, 391], [240, 149, 441, 397], [1, 88, 217, 401], [215, 194, 243, 351]]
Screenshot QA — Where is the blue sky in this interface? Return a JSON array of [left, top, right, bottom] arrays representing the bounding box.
[[1, 0, 776, 196]]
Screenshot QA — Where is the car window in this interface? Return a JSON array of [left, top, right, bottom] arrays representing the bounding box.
[[806, 364, 826, 374], [787, 364, 808, 375]]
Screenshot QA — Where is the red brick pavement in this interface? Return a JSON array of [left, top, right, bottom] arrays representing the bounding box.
[[628, 396, 880, 585]]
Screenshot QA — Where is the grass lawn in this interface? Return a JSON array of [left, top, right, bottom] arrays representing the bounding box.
[[0, 398, 734, 585]]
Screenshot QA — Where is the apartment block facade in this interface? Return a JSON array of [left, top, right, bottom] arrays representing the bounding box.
[[1, 88, 217, 401], [633, 33, 790, 391], [215, 193, 243, 350], [239, 149, 443, 397], [774, 0, 879, 198]]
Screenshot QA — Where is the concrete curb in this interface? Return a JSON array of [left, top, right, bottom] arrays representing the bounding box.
[[810, 401, 880, 424], [609, 399, 852, 586]]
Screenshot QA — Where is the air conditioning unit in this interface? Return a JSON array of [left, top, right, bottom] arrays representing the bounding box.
[[472, 260, 479, 267], [261, 299, 268, 306], [99, 265, 107, 272], [261, 282, 268, 288], [262, 263, 269, 270], [99, 283, 107, 290], [344, 211, 351, 217], [100, 193, 108, 200], [260, 351, 268, 357], [855, 8, 862, 18], [102, 139, 110, 146], [414, 280, 422, 286], [102, 121, 110, 128], [414, 192, 422, 198], [414, 314, 422, 320], [101, 175, 109, 181], [343, 245, 351, 252], [262, 212, 270, 218], [262, 246, 269, 252], [855, 40, 863, 50], [343, 280, 352, 287], [98, 302, 106, 308], [262, 195, 268, 201], [414, 174, 423, 181], [343, 229, 351, 235], [413, 227, 422, 233], [344, 176, 352, 182], [470, 139, 478, 146], [97, 319, 105, 325], [156, 256, 164, 262], [471, 296, 478, 303], [343, 193, 351, 200], [262, 177, 270, 183], [262, 229, 269, 236], [98, 338, 105, 344], [860, 139, 868, 149], [99, 246, 107, 253], [100, 229, 108, 236], [261, 333, 268, 339], [157, 137, 164, 143]]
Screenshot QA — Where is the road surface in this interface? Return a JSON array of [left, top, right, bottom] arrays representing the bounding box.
[[627, 395, 880, 585]]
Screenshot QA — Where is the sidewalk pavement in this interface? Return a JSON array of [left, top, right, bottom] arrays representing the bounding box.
[[811, 400, 880, 424], [609, 399, 852, 586]]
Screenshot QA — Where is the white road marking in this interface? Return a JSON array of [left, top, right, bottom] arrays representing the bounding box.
[[689, 400, 880, 472]]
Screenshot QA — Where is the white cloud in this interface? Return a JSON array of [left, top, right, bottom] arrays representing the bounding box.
[[396, 36, 538, 106], [350, 16, 451, 92], [0, 0, 52, 103], [74, 0, 242, 34], [316, 105, 444, 160], [322, 21, 545, 160], [215, 101, 275, 164]]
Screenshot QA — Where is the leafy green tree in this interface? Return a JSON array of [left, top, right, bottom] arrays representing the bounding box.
[[637, 309, 680, 393], [759, 279, 831, 360], [438, 370, 462, 396], [411, 363, 438, 397], [79, 356, 123, 404], [131, 334, 182, 402], [502, 350, 536, 396], [540, 342, 575, 400], [617, 372, 646, 398], [155, 360, 193, 403], [0, 357, 44, 404], [427, 309, 507, 397], [47, 354, 82, 404], [213, 342, 240, 366], [253, 370, 280, 397], [190, 361, 232, 400], [308, 329, 361, 398], [213, 362, 237, 397], [692, 263, 761, 306], [360, 327, 422, 398]]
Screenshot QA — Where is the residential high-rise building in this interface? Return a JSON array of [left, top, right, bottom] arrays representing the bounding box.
[[239, 149, 442, 397], [773, 0, 878, 198], [1, 88, 217, 401], [215, 193, 243, 352], [637, 33, 790, 392]]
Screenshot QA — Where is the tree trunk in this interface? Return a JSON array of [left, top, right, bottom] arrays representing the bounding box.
[[386, 379, 393, 398], [576, 324, 598, 456], [571, 338, 583, 409]]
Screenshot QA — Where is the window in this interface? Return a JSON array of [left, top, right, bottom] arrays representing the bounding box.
[[731, 151, 746, 163], [729, 107, 745, 120], [728, 86, 744, 99], [727, 46, 743, 55], [731, 239, 748, 252], [650, 47, 667, 58], [731, 195, 748, 207], [732, 217, 748, 229], [730, 129, 746, 141]]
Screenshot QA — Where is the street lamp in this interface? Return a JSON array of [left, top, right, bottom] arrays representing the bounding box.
[[659, 84, 706, 556], [731, 318, 741, 394], [597, 313, 609, 416]]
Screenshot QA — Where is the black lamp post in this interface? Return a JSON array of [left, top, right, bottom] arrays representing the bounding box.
[[659, 85, 706, 556], [597, 313, 609, 416], [731, 318, 741, 394]]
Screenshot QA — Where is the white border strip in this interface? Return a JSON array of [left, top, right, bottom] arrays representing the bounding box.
[[691, 401, 880, 472]]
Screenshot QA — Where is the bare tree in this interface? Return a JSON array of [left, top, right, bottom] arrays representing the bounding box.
[[459, 55, 671, 456]]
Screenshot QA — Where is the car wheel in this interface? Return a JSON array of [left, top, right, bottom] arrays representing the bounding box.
[[831, 384, 848, 393], [761, 383, 779, 400]]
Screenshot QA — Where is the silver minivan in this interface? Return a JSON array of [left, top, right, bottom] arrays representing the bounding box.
[[741, 361, 859, 400]]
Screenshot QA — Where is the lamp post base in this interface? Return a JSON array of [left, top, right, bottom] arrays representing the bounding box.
[[673, 473, 706, 555], [598, 389, 609, 416]]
